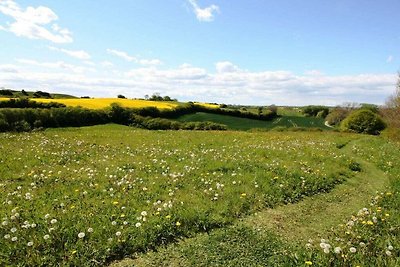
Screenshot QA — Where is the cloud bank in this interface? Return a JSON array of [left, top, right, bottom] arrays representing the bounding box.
[[0, 60, 395, 106]]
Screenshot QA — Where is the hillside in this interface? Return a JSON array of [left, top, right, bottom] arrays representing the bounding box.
[[0, 89, 77, 99], [177, 112, 330, 130]]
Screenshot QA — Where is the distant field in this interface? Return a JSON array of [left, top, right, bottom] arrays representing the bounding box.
[[177, 112, 330, 130], [0, 98, 180, 110]]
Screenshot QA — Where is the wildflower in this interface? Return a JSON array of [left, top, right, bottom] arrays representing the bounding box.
[[388, 245, 393, 251], [87, 228, 93, 233], [349, 247, 357, 253], [11, 237, 17, 242], [334, 247, 342, 254], [27, 241, 33, 247], [44, 234, 50, 240], [135, 222, 142, 228], [176, 221, 181, 226], [359, 242, 366, 247], [50, 219, 57, 224], [2, 221, 8, 226], [4, 234, 10, 239], [11, 227, 17, 233], [78, 232, 85, 238], [111, 221, 117, 226], [141, 211, 148, 217], [44, 214, 50, 219], [305, 261, 313, 265], [115, 231, 121, 237], [165, 215, 171, 219], [386, 250, 392, 256]]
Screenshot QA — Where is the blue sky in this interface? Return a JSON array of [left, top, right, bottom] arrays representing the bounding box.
[[0, 0, 399, 105]]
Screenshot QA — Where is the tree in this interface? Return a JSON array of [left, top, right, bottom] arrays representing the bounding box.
[[381, 72, 400, 128], [341, 109, 386, 135], [117, 94, 126, 99]]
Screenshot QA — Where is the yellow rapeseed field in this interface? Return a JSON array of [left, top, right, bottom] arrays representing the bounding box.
[[0, 98, 179, 110], [0, 98, 221, 110]]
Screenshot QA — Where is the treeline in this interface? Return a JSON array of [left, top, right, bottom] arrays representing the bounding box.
[[0, 104, 227, 132], [0, 98, 66, 108], [0, 100, 277, 132]]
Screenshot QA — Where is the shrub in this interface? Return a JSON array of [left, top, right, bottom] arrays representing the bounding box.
[[0, 98, 66, 108], [0, 114, 9, 132], [303, 106, 329, 117], [0, 89, 13, 96], [341, 109, 386, 135], [326, 108, 350, 126]]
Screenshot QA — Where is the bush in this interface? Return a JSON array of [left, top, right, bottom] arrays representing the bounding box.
[[326, 108, 350, 126], [0, 98, 66, 108], [0, 89, 14, 96], [0, 114, 9, 132], [303, 106, 329, 117], [341, 109, 386, 135]]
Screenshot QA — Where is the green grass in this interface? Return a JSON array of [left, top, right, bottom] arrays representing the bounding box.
[[112, 136, 400, 267], [1, 124, 358, 266], [177, 112, 330, 130], [1, 125, 398, 266]]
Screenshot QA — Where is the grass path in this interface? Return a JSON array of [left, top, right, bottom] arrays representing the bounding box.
[[110, 138, 390, 266]]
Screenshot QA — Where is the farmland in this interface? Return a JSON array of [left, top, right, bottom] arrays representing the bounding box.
[[1, 124, 399, 266], [0, 98, 180, 110], [177, 112, 329, 130]]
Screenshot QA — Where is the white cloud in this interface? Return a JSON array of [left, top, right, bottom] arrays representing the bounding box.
[[107, 49, 162, 66], [0, 0, 72, 43], [48, 46, 91, 60], [216, 61, 240, 73], [386, 55, 393, 63], [187, 0, 219, 22], [0, 60, 396, 105], [16, 58, 94, 73], [107, 49, 137, 62]]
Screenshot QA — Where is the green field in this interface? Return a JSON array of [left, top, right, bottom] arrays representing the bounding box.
[[177, 112, 330, 130], [1, 125, 399, 266]]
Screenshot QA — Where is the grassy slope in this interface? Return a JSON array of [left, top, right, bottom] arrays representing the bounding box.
[[177, 112, 330, 130], [111, 137, 394, 267]]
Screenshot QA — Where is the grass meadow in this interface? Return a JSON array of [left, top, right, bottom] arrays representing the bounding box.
[[0, 124, 398, 266]]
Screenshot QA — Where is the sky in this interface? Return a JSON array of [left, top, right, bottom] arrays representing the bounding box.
[[0, 0, 399, 106]]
